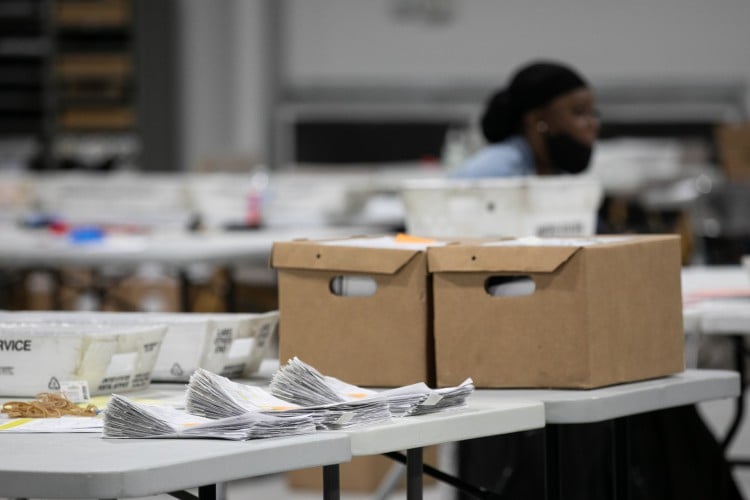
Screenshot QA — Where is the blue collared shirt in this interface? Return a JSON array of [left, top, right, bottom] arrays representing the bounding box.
[[448, 135, 535, 179]]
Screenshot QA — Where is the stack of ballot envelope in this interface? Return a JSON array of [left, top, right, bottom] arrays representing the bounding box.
[[103, 393, 316, 440], [186, 368, 392, 430], [270, 357, 475, 417], [101, 358, 474, 440]]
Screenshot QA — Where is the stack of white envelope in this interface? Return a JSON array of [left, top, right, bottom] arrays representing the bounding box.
[[102, 359, 475, 441], [103, 393, 316, 440], [186, 368, 392, 430], [270, 357, 475, 417]]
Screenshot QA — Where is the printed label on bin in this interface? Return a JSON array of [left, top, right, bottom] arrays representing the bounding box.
[[212, 327, 234, 354], [60, 380, 90, 403], [228, 337, 254, 359], [254, 323, 273, 348], [105, 352, 138, 377]]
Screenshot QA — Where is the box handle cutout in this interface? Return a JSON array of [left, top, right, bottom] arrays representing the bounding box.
[[485, 275, 536, 297], [330, 275, 377, 297]]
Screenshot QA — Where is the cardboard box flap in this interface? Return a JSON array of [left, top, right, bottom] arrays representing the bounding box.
[[271, 241, 422, 274], [428, 244, 581, 273]]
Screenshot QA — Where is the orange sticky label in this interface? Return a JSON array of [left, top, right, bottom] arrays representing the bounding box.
[[346, 392, 369, 399], [395, 233, 436, 244]]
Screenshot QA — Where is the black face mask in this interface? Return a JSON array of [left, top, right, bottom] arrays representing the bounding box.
[[545, 132, 593, 174]]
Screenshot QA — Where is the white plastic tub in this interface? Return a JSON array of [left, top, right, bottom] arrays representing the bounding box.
[[145, 311, 279, 381], [401, 176, 603, 238], [0, 311, 280, 382], [0, 322, 167, 397]]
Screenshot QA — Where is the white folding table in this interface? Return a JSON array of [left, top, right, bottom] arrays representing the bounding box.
[[0, 432, 352, 500], [0, 226, 364, 312], [342, 399, 545, 500], [0, 374, 544, 500], [471, 369, 740, 500], [682, 265, 750, 461]]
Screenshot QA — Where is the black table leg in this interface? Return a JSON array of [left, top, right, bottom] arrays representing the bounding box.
[[168, 486, 216, 500], [48, 268, 63, 310], [178, 269, 191, 312], [385, 450, 501, 499], [197, 484, 216, 500], [224, 266, 237, 312], [545, 425, 561, 500], [724, 334, 747, 455], [613, 417, 630, 500], [323, 464, 341, 500], [406, 447, 424, 500]]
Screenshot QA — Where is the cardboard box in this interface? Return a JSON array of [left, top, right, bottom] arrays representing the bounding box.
[[102, 274, 180, 313], [271, 236, 436, 387], [428, 235, 685, 389], [56, 0, 131, 27], [715, 123, 750, 181]]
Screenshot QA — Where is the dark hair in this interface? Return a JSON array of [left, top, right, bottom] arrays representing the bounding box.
[[481, 60, 589, 143]]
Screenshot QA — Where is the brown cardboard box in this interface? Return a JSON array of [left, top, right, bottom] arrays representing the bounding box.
[[715, 123, 750, 181], [287, 447, 439, 492], [56, 0, 131, 27], [102, 274, 179, 313], [60, 107, 135, 131], [57, 54, 133, 80], [428, 235, 684, 389], [271, 236, 435, 387]]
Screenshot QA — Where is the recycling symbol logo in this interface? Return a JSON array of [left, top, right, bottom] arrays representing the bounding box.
[[171, 363, 184, 376], [48, 377, 60, 390]]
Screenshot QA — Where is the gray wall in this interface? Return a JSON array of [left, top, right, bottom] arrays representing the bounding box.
[[178, 0, 750, 169], [179, 0, 266, 171]]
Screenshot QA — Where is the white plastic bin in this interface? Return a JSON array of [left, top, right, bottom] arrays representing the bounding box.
[[145, 311, 279, 381], [185, 173, 267, 229], [0, 310, 280, 382], [33, 172, 192, 230], [0, 322, 167, 397], [401, 176, 603, 238]]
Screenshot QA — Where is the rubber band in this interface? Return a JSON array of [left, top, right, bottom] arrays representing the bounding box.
[[1, 393, 99, 418]]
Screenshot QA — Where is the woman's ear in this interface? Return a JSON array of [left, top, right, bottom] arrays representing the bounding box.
[[522, 109, 548, 136], [522, 110, 541, 135]]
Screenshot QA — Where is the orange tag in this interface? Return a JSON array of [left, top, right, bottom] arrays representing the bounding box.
[[346, 393, 369, 399], [395, 233, 436, 244]]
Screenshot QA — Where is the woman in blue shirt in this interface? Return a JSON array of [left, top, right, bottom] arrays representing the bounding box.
[[451, 60, 599, 178], [455, 61, 742, 500]]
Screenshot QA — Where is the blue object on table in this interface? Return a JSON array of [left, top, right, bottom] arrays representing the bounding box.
[[69, 226, 105, 244]]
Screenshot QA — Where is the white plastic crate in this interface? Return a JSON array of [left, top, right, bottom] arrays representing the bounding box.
[[0, 173, 32, 227], [185, 173, 267, 230], [145, 311, 279, 381], [262, 170, 371, 228], [0, 322, 167, 397], [401, 176, 603, 238], [0, 311, 280, 382], [33, 172, 192, 230]]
